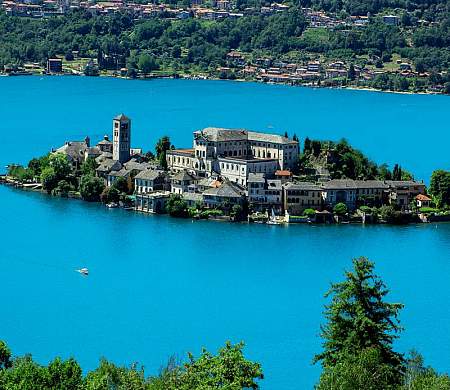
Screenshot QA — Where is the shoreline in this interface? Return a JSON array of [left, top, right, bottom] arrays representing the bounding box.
[[1, 72, 446, 97], [2, 177, 448, 227]]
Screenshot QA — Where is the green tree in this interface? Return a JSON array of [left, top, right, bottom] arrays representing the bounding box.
[[52, 179, 73, 197], [138, 53, 159, 73], [48, 153, 72, 179], [0, 341, 12, 369], [333, 202, 348, 215], [111, 176, 129, 194], [41, 166, 59, 193], [429, 170, 450, 208], [155, 136, 172, 170], [177, 342, 263, 390], [317, 347, 399, 390], [403, 350, 450, 390], [100, 186, 121, 204], [304, 137, 312, 154], [348, 63, 356, 80], [81, 157, 98, 176], [166, 194, 188, 217], [378, 163, 392, 180], [80, 175, 105, 202], [314, 257, 404, 385], [47, 357, 83, 389], [85, 359, 146, 390]]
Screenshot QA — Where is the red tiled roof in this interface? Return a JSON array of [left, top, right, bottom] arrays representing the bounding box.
[[416, 194, 432, 201], [275, 170, 292, 176]]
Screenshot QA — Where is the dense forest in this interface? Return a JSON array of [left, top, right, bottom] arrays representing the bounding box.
[[0, 257, 449, 389], [1, 0, 450, 92]]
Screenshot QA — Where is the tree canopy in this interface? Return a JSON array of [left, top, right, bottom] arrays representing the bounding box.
[[314, 257, 404, 385]]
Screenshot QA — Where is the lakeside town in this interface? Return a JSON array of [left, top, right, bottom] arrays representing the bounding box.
[[1, 0, 449, 94], [2, 114, 449, 225]]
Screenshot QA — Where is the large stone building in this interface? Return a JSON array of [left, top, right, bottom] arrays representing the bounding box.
[[283, 182, 323, 215], [166, 127, 299, 187]]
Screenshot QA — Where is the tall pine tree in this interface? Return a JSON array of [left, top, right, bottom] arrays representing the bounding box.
[[314, 257, 404, 385]]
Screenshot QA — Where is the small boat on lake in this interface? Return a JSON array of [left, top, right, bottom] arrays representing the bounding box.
[[76, 268, 89, 276], [267, 209, 281, 225], [106, 202, 118, 208]]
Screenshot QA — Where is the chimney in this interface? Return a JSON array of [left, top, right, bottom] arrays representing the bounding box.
[[104, 135, 109, 141], [85, 136, 90, 147]]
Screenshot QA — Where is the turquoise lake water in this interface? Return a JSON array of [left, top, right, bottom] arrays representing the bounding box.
[[0, 77, 449, 389]]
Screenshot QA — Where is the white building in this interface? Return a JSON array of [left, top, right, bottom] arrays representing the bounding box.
[[166, 127, 299, 187]]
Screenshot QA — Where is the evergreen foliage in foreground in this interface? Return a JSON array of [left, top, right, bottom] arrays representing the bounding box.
[[314, 257, 405, 384]]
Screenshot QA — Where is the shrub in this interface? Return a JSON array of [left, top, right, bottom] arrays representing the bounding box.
[[419, 207, 437, 214], [303, 208, 316, 217], [333, 202, 348, 215]]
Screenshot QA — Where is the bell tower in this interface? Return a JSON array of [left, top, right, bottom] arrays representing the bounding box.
[[112, 114, 131, 163]]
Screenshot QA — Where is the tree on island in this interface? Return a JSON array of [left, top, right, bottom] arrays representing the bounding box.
[[429, 170, 450, 208], [111, 176, 130, 195], [165, 194, 188, 217], [80, 175, 105, 202], [40, 153, 72, 193], [155, 136, 173, 170], [80, 157, 98, 176], [314, 257, 405, 388]]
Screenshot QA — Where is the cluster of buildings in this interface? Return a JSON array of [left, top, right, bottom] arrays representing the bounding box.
[[224, 56, 362, 83], [222, 52, 434, 85], [1, 0, 290, 19], [54, 115, 427, 220]]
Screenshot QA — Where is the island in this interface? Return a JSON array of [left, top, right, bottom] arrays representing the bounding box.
[[2, 114, 449, 225]]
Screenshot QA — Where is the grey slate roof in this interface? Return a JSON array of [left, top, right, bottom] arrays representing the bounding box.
[[172, 170, 197, 182], [203, 181, 244, 198], [353, 180, 389, 189], [321, 179, 356, 190], [195, 128, 248, 142], [135, 169, 164, 180], [108, 168, 131, 178], [385, 180, 425, 188], [123, 161, 151, 171], [96, 159, 122, 173], [247, 131, 296, 145], [55, 141, 88, 163], [322, 179, 390, 190], [267, 179, 282, 190], [96, 152, 113, 163], [86, 147, 101, 156], [195, 127, 297, 145], [285, 182, 322, 191], [248, 173, 266, 183], [183, 193, 203, 202]]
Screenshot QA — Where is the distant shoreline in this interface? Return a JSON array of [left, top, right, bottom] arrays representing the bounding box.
[[1, 72, 446, 97]]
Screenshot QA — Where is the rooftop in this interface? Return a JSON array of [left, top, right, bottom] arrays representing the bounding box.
[[135, 169, 165, 180], [114, 113, 129, 122], [203, 181, 245, 198], [194, 127, 297, 145], [285, 182, 322, 191]]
